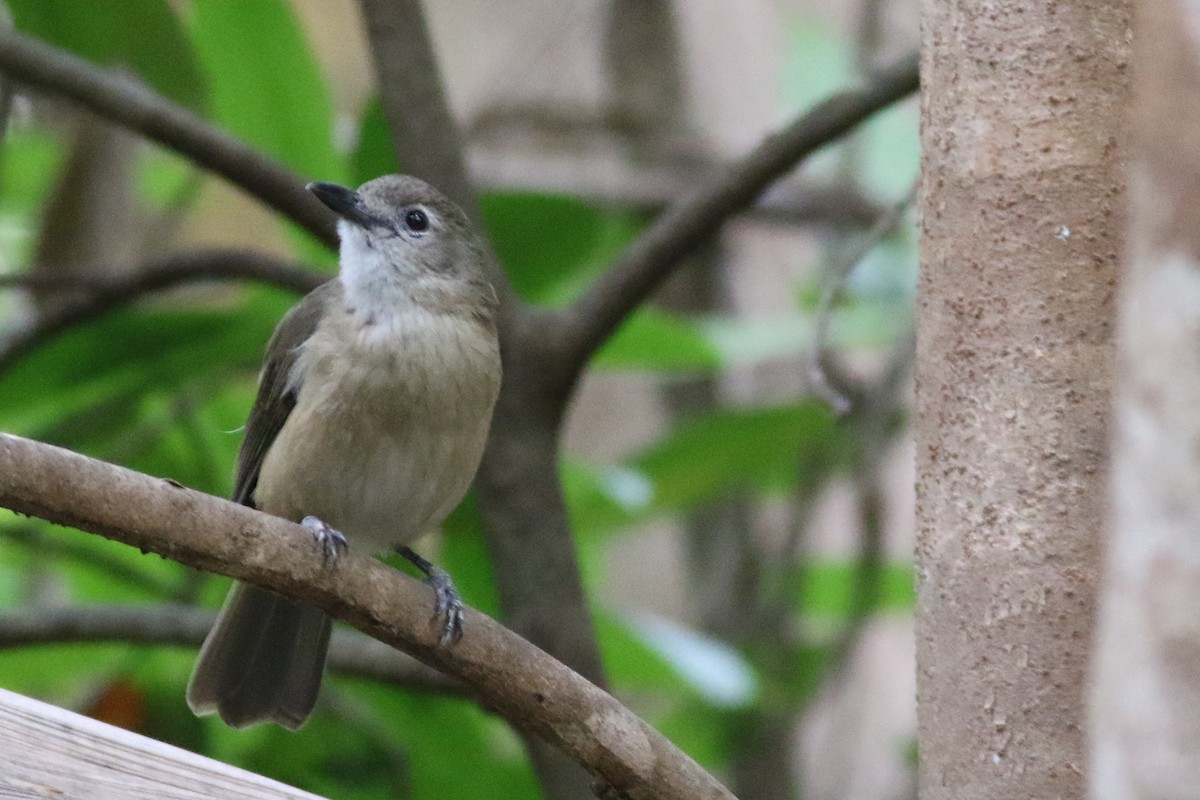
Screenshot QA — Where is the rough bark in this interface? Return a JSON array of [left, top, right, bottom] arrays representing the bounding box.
[[1090, 2, 1200, 796], [916, 1, 1129, 797]]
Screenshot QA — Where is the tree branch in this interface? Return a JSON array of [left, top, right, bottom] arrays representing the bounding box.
[[557, 51, 919, 376], [0, 433, 734, 800], [0, 249, 324, 378], [0, 604, 458, 695], [473, 152, 887, 228], [357, 1, 474, 214], [0, 29, 337, 248], [808, 179, 917, 414], [0, 523, 186, 599]]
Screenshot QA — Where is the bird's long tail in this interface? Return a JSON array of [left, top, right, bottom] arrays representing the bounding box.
[[187, 581, 331, 730]]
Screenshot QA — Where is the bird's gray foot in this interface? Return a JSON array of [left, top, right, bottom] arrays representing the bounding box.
[[399, 546, 464, 646], [301, 515, 348, 562]]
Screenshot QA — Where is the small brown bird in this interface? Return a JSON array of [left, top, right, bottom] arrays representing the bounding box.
[[187, 175, 502, 729]]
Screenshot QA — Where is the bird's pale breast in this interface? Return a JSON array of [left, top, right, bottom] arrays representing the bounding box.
[[253, 304, 500, 553]]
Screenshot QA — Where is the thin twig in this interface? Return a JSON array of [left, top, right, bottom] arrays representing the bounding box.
[[557, 51, 919, 377], [471, 152, 886, 228], [0, 250, 324, 378], [808, 179, 918, 414], [0, 29, 337, 248]]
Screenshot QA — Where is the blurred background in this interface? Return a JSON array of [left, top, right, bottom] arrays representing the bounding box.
[[0, 1, 920, 798]]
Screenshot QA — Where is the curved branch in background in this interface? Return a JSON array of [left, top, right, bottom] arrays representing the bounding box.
[[0, 523, 185, 598], [0, 249, 325, 378], [808, 179, 918, 414], [0, 433, 735, 800], [0, 29, 337, 248], [474, 155, 888, 229], [0, 604, 458, 695], [558, 51, 919, 378]]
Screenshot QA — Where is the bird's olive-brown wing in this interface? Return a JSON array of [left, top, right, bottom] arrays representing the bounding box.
[[232, 280, 341, 507]]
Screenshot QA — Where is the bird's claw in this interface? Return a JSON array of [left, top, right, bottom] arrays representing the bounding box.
[[301, 515, 347, 562], [397, 546, 465, 645], [427, 565, 465, 646]]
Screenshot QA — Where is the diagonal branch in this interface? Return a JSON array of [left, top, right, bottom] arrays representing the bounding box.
[[557, 51, 919, 376], [0, 29, 337, 248], [0, 249, 324, 378], [0, 432, 735, 800]]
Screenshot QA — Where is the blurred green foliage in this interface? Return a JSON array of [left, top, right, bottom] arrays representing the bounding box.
[[0, 3, 917, 798]]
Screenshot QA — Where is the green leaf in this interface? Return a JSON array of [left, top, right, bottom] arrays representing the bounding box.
[[4, 522, 187, 604], [783, 18, 851, 112], [596, 611, 682, 695], [201, 693, 414, 797], [656, 698, 738, 770], [593, 308, 722, 372], [0, 130, 66, 274], [0, 289, 292, 443], [0, 643, 129, 704], [564, 403, 847, 541], [860, 101, 920, 199], [562, 458, 640, 540], [620, 613, 758, 708], [186, 0, 341, 178], [797, 559, 915, 618], [632, 401, 843, 514], [438, 492, 501, 618], [350, 97, 399, 185], [700, 299, 905, 367], [0, 129, 67, 213], [136, 149, 201, 212], [8, 0, 206, 110], [308, 684, 540, 800], [480, 192, 644, 304]]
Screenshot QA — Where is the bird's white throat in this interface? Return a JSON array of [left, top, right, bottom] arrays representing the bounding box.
[[337, 221, 404, 324]]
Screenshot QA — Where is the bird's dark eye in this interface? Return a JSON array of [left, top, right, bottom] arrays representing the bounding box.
[[404, 209, 429, 232]]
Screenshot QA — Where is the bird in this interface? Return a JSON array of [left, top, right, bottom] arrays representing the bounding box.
[[186, 174, 502, 730]]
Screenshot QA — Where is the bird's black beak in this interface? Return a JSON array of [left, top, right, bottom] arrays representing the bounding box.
[[307, 181, 386, 230]]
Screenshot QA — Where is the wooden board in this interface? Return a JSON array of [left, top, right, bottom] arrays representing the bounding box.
[[0, 687, 325, 799]]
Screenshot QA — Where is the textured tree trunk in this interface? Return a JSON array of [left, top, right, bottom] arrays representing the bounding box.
[[1091, 2, 1200, 797], [916, 1, 1129, 797]]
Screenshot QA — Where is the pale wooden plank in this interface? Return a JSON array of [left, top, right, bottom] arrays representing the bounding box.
[[0, 688, 326, 799]]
